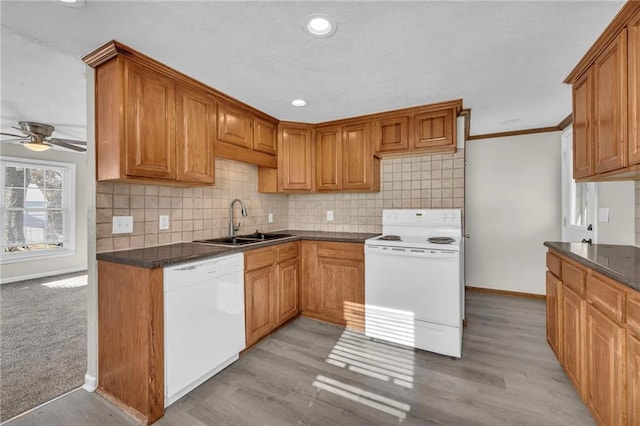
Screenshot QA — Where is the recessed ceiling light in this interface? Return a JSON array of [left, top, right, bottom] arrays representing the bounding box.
[[303, 14, 337, 38], [291, 99, 307, 107], [60, 0, 86, 7]]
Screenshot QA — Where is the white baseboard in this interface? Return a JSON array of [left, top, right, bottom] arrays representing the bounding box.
[[82, 374, 97, 392], [0, 266, 87, 285]]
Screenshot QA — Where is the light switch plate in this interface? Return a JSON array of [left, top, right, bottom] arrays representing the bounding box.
[[159, 215, 170, 230], [112, 216, 133, 234], [327, 211, 334, 221], [598, 208, 610, 223], [268, 213, 274, 223]]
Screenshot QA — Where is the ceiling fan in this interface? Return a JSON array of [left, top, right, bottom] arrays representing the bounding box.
[[0, 121, 87, 152]]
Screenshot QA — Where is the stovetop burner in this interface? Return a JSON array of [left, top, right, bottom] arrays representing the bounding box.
[[378, 235, 402, 241], [428, 237, 455, 244]]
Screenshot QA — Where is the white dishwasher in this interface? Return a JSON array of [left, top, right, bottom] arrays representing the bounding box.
[[163, 253, 245, 407]]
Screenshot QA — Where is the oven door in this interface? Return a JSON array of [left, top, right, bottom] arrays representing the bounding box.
[[364, 244, 462, 356]]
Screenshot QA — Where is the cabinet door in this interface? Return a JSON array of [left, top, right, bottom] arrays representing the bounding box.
[[546, 272, 561, 360], [125, 61, 176, 179], [277, 257, 299, 325], [629, 10, 640, 165], [413, 108, 455, 150], [374, 115, 409, 153], [561, 286, 586, 399], [586, 305, 625, 426], [279, 125, 314, 191], [245, 266, 276, 346], [217, 101, 253, 149], [593, 30, 628, 174], [343, 121, 376, 190], [316, 243, 364, 329], [573, 70, 594, 179], [629, 334, 640, 426], [253, 117, 277, 156], [175, 86, 215, 184], [315, 125, 342, 191]]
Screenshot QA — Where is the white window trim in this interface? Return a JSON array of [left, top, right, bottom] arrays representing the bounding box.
[[0, 156, 76, 264]]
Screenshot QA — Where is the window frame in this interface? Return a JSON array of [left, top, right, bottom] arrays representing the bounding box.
[[0, 156, 76, 264]]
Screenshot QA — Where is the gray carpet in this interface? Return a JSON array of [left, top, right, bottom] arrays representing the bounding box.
[[0, 271, 87, 422]]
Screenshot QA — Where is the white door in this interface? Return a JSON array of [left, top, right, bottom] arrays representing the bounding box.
[[561, 126, 597, 243]]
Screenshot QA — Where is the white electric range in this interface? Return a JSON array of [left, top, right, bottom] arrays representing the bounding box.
[[364, 209, 464, 358]]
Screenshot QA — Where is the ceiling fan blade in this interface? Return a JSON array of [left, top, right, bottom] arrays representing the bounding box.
[[48, 139, 87, 152], [11, 126, 37, 138], [0, 132, 26, 138], [49, 137, 87, 145], [1, 138, 28, 143]]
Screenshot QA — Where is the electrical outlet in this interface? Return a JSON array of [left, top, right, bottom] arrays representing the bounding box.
[[268, 213, 274, 223], [159, 215, 170, 230], [112, 216, 133, 234], [327, 211, 334, 221]]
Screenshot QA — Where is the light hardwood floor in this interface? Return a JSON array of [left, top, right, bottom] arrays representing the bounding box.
[[5, 292, 594, 426]]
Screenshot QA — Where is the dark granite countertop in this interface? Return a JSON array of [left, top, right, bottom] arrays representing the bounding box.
[[97, 230, 379, 269], [544, 242, 640, 292]]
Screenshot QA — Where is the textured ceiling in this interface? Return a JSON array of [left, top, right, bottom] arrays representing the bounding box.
[[0, 1, 625, 143]]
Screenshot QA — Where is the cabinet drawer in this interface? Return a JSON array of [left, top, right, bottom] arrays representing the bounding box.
[[587, 272, 625, 324], [547, 252, 561, 278], [628, 294, 640, 337], [562, 260, 586, 296], [317, 242, 364, 261], [245, 247, 275, 271], [277, 242, 299, 262]]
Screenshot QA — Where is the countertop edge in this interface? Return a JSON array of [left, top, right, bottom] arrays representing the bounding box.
[[97, 230, 378, 269], [544, 241, 640, 292]]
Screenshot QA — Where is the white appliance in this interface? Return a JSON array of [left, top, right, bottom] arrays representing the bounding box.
[[365, 209, 464, 358], [163, 253, 245, 406]]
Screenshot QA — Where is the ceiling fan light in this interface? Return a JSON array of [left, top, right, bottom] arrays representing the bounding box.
[[23, 142, 51, 152]]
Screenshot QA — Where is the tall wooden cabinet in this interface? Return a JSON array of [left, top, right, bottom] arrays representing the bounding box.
[[315, 124, 343, 191], [301, 241, 365, 330], [546, 248, 640, 425], [278, 123, 314, 192], [566, 3, 640, 181]]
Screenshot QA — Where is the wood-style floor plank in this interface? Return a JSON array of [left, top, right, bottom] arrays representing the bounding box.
[[5, 292, 594, 426]]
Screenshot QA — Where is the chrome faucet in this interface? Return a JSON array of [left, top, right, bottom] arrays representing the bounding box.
[[228, 199, 248, 236]]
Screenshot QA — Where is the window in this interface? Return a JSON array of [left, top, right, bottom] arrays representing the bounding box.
[[1, 156, 76, 263], [561, 127, 596, 242]]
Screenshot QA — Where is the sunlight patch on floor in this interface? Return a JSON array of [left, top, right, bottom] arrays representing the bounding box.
[[41, 275, 87, 289]]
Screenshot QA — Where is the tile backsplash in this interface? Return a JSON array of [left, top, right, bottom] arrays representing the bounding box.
[[96, 158, 288, 252], [288, 151, 465, 233], [96, 151, 465, 252]]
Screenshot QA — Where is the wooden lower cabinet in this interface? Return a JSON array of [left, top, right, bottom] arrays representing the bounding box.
[[561, 285, 587, 398], [628, 334, 640, 426], [97, 261, 164, 424], [301, 241, 364, 330], [245, 265, 277, 347], [244, 242, 300, 347], [546, 271, 561, 359], [587, 305, 626, 426], [546, 249, 639, 426]]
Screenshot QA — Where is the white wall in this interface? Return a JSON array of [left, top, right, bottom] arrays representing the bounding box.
[[465, 132, 562, 295], [597, 181, 635, 245], [0, 144, 88, 283]]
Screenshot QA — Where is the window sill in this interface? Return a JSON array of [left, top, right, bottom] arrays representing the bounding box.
[[0, 249, 76, 265]]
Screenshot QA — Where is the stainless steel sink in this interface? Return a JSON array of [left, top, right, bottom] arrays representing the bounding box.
[[193, 232, 295, 246]]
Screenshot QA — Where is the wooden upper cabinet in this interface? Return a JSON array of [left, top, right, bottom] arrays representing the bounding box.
[[253, 117, 277, 155], [343, 121, 379, 191], [374, 115, 409, 152], [629, 9, 640, 165], [315, 125, 342, 191], [573, 70, 594, 179], [217, 101, 253, 149], [125, 61, 176, 180], [593, 30, 628, 174], [278, 124, 314, 191], [175, 85, 215, 184], [414, 108, 455, 150]]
